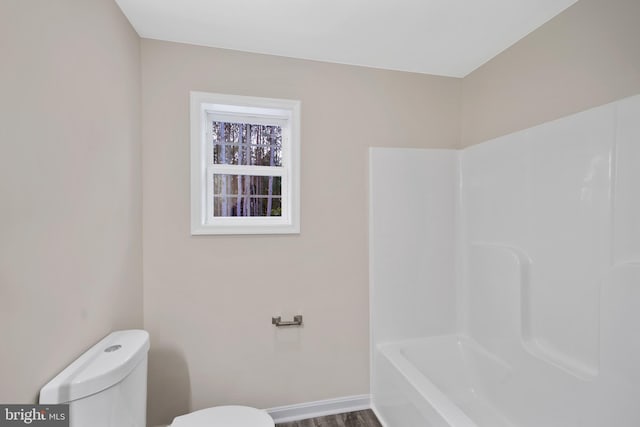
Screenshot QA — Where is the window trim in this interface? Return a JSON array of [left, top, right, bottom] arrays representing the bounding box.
[[190, 91, 300, 235]]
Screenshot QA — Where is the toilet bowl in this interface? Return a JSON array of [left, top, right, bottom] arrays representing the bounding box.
[[39, 330, 275, 427], [171, 405, 275, 427]]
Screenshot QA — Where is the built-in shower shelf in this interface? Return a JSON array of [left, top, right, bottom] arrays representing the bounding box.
[[469, 242, 599, 381], [521, 339, 598, 381]]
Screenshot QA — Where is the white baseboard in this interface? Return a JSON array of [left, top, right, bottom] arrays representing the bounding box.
[[266, 394, 371, 424]]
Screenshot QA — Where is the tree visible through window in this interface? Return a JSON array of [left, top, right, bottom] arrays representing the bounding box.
[[211, 121, 283, 217]]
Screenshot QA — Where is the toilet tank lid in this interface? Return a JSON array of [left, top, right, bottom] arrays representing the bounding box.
[[39, 330, 150, 404]]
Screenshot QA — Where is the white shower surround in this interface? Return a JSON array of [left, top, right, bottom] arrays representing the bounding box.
[[369, 94, 640, 426]]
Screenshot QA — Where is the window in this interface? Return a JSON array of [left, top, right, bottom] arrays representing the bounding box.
[[190, 92, 300, 235]]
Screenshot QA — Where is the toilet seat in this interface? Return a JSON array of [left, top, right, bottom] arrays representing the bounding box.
[[171, 405, 275, 427]]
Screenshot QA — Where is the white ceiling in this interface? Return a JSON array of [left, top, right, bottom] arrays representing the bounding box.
[[115, 0, 578, 78]]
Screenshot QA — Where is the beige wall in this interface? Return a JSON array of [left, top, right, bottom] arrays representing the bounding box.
[[4, 0, 640, 422], [462, 0, 640, 147], [0, 0, 142, 403], [141, 39, 461, 425]]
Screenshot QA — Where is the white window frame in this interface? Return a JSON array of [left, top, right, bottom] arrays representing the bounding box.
[[190, 91, 300, 235]]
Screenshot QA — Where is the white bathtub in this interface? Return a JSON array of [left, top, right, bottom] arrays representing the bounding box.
[[373, 324, 640, 427], [373, 335, 514, 427]]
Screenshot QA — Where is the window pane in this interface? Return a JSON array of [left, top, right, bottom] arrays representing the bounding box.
[[213, 174, 282, 217], [212, 122, 282, 166]]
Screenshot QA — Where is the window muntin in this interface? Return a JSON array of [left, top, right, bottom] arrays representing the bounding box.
[[211, 121, 283, 167], [212, 174, 282, 217]]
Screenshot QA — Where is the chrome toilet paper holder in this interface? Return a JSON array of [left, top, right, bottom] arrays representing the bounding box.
[[272, 315, 303, 327]]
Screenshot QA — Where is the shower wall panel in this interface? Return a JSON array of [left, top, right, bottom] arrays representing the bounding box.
[[369, 148, 459, 345]]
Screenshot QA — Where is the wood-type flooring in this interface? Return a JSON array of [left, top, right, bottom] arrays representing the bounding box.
[[276, 410, 382, 427]]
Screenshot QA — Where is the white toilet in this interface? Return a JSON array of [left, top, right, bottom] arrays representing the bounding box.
[[39, 330, 274, 427], [171, 405, 274, 427]]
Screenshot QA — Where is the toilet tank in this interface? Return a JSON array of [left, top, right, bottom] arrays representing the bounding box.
[[40, 330, 150, 427]]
